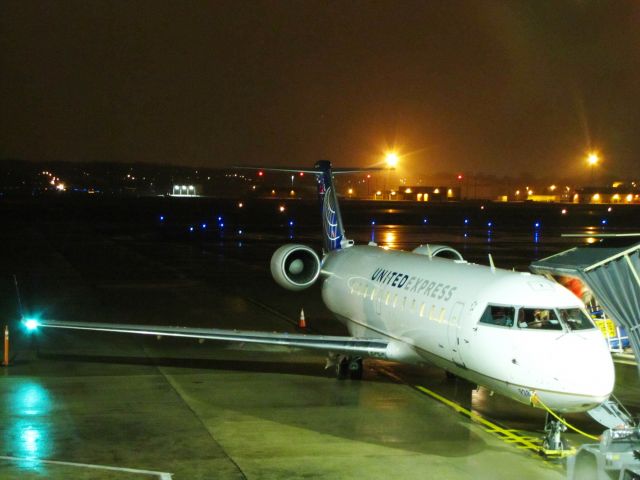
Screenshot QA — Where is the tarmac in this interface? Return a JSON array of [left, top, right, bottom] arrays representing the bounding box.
[[0, 198, 638, 479]]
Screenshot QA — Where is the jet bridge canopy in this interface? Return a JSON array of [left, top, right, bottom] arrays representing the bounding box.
[[530, 242, 640, 376]]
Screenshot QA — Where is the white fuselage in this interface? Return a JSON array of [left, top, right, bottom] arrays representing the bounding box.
[[320, 245, 615, 413]]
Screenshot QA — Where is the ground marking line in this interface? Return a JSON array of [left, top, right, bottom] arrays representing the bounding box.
[[0, 456, 173, 479]]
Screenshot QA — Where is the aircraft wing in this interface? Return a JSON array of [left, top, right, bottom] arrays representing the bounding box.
[[32, 319, 390, 358]]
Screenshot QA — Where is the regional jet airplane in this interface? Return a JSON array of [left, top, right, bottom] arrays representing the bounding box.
[[26, 160, 615, 450]]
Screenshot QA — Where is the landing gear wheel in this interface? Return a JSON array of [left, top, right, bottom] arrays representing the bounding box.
[[349, 357, 363, 380], [541, 413, 568, 455], [336, 356, 350, 380]]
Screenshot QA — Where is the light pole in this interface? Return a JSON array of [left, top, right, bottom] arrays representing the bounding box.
[[384, 152, 399, 200]]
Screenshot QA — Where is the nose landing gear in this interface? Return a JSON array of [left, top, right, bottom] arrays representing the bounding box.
[[541, 414, 569, 455]]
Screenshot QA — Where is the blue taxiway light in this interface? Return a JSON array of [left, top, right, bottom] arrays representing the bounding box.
[[201, 223, 207, 229], [159, 215, 165, 221], [189, 226, 194, 232], [219, 223, 224, 228], [371, 221, 376, 225], [464, 218, 469, 224], [487, 222, 493, 227], [423, 218, 428, 224], [217, 216, 222, 221], [238, 229, 243, 235], [534, 222, 540, 228], [289, 220, 294, 226]]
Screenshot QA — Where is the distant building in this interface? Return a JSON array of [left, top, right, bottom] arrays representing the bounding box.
[[172, 184, 198, 196], [573, 186, 640, 204], [397, 186, 460, 202]]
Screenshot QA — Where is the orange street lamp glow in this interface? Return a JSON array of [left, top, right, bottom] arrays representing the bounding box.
[[385, 152, 399, 168], [587, 152, 599, 166]]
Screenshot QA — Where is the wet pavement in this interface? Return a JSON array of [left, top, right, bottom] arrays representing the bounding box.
[[1, 197, 638, 479]]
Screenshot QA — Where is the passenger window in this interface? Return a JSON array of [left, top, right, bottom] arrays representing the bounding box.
[[518, 308, 562, 330], [558, 308, 595, 331], [393, 294, 398, 308], [419, 303, 425, 317], [385, 292, 391, 305], [370, 288, 376, 301], [479, 305, 515, 327], [363, 286, 369, 298], [439, 308, 446, 322], [429, 305, 436, 320], [410, 299, 416, 311]]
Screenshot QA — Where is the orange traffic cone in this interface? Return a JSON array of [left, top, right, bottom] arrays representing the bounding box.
[[298, 309, 307, 329]]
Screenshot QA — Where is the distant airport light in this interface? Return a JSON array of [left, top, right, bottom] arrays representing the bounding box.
[[56, 183, 66, 191], [238, 229, 243, 235], [464, 218, 469, 224], [371, 220, 376, 225], [607, 206, 613, 212], [487, 221, 493, 227], [189, 226, 194, 232], [405, 188, 412, 194], [24, 318, 39, 331], [534, 222, 541, 228], [457, 174, 463, 180], [601, 219, 608, 225], [549, 185, 557, 191], [238, 202, 243, 208], [218, 216, 222, 221], [258, 171, 264, 176], [587, 152, 599, 166], [433, 188, 440, 194], [480, 205, 485, 210], [201, 223, 207, 229], [561, 209, 567, 215], [626, 194, 633, 202], [299, 172, 304, 176], [279, 205, 285, 212], [219, 223, 224, 228], [527, 190, 533, 195], [423, 218, 428, 224], [159, 215, 165, 221]]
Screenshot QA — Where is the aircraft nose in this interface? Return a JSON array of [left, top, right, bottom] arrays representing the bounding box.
[[554, 332, 615, 400]]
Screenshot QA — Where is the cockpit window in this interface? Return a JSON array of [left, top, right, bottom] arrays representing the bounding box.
[[479, 305, 515, 327], [518, 308, 562, 330], [558, 308, 595, 331]]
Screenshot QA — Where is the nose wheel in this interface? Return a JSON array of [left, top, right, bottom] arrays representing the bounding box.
[[541, 414, 570, 458]]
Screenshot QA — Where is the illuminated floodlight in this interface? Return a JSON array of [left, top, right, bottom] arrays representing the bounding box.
[[24, 318, 39, 331], [385, 152, 399, 168], [587, 152, 599, 166]]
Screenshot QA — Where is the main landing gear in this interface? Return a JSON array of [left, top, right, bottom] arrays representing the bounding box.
[[326, 354, 363, 380]]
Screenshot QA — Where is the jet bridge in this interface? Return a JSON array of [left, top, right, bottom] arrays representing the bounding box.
[[530, 242, 640, 376]]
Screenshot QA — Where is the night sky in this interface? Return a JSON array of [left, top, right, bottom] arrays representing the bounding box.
[[1, 1, 639, 179]]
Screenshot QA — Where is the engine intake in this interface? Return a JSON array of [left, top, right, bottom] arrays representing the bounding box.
[[413, 244, 464, 261], [270, 244, 321, 291]]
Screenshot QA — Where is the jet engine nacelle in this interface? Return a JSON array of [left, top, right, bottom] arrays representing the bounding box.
[[270, 244, 321, 291], [412, 244, 464, 261]]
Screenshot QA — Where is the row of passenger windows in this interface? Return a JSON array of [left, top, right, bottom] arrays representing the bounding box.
[[480, 305, 594, 331], [350, 280, 446, 321]]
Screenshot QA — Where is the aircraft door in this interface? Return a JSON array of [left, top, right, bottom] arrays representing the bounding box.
[[447, 302, 465, 367]]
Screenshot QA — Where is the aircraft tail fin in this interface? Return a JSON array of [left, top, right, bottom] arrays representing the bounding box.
[[235, 161, 381, 253]]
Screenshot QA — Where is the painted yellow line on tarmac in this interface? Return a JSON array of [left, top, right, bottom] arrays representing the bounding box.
[[413, 385, 541, 451]]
